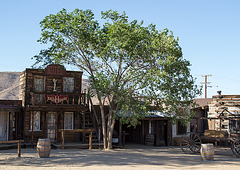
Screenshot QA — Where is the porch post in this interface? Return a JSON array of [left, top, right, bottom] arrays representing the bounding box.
[[61, 130, 65, 149], [82, 113, 85, 142], [18, 141, 21, 157], [31, 110, 34, 147], [89, 131, 92, 150], [142, 120, 145, 144], [43, 112, 46, 138], [149, 119, 152, 134], [55, 112, 58, 144], [119, 121, 122, 146]]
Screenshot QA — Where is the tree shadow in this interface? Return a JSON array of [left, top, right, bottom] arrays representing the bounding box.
[[0, 145, 239, 168]]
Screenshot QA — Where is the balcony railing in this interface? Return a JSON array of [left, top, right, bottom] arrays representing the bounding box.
[[30, 92, 87, 106]]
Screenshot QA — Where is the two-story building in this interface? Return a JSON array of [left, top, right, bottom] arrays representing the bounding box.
[[19, 64, 93, 144]]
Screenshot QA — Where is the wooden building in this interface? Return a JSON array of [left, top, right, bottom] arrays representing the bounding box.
[[208, 95, 240, 134], [190, 98, 212, 134], [111, 111, 172, 146], [19, 64, 94, 144], [0, 100, 23, 141]]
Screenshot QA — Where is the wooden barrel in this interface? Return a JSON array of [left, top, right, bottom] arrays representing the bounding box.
[[37, 138, 51, 158], [200, 143, 214, 160], [145, 134, 155, 146]]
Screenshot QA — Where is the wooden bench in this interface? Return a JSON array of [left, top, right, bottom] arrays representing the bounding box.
[[0, 140, 24, 157]]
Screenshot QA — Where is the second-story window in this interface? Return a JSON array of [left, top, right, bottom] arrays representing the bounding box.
[[63, 77, 74, 92], [35, 77, 44, 92]]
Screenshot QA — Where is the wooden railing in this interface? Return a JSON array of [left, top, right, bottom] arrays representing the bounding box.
[[58, 129, 95, 149], [30, 92, 87, 106], [0, 140, 24, 157]]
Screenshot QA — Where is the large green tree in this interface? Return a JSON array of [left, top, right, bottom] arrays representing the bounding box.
[[33, 9, 200, 149]]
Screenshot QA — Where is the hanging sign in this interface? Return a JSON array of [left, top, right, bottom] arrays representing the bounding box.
[[46, 95, 68, 104], [45, 64, 66, 76]]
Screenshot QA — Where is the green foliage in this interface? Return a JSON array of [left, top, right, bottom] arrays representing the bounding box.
[[33, 9, 201, 127]]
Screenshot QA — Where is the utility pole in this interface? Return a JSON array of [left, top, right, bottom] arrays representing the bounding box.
[[201, 75, 212, 98]]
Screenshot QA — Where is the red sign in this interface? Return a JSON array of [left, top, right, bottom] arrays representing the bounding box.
[[47, 95, 68, 104]]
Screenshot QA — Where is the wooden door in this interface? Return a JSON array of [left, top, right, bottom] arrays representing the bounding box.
[[0, 112, 7, 141], [155, 120, 167, 146], [47, 112, 56, 142]]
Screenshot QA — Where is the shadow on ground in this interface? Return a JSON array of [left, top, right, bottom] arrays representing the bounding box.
[[0, 144, 239, 168]]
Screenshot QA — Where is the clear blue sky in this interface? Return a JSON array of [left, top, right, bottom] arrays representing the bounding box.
[[0, 0, 240, 98]]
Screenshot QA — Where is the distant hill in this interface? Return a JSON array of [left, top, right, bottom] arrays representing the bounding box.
[[0, 72, 90, 101], [0, 72, 20, 100]]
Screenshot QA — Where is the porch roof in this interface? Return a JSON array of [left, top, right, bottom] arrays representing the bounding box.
[[117, 110, 171, 118], [147, 111, 171, 118], [0, 104, 21, 112]]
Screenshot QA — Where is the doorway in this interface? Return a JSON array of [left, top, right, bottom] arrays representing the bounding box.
[[0, 112, 8, 141], [154, 120, 168, 146], [47, 112, 56, 142]]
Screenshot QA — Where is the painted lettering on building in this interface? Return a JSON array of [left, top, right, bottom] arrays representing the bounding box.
[[46, 95, 68, 104]]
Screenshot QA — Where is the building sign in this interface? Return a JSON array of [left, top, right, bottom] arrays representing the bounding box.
[[45, 64, 66, 76], [46, 95, 68, 104]]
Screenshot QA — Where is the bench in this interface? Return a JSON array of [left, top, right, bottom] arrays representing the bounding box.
[[0, 140, 24, 157]]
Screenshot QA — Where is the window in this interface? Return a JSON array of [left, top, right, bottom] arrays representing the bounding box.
[[30, 111, 41, 131], [63, 77, 74, 92], [229, 120, 240, 132], [64, 112, 74, 129], [34, 94, 44, 104], [35, 77, 44, 92], [177, 121, 187, 135]]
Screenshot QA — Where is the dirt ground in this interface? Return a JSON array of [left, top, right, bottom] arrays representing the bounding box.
[[0, 144, 239, 170]]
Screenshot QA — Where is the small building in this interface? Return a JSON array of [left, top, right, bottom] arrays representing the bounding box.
[[0, 100, 23, 141], [19, 64, 94, 144], [190, 98, 212, 134], [208, 95, 240, 134], [117, 111, 172, 146]]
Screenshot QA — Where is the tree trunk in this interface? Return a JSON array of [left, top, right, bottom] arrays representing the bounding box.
[[99, 98, 116, 150], [99, 104, 107, 149], [107, 119, 115, 149], [106, 109, 115, 150]]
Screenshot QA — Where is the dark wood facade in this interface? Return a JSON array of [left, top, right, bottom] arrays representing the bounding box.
[[0, 100, 23, 141], [113, 117, 171, 146], [190, 98, 212, 134], [19, 64, 91, 143], [92, 104, 172, 146], [120, 118, 171, 146]]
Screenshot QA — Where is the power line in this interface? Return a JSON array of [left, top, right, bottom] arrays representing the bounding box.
[[214, 74, 240, 82]]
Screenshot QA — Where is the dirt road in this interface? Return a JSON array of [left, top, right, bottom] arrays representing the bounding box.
[[0, 144, 239, 170]]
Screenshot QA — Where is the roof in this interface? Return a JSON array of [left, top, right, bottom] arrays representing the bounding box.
[[192, 98, 212, 109], [116, 110, 171, 118], [147, 111, 171, 118]]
